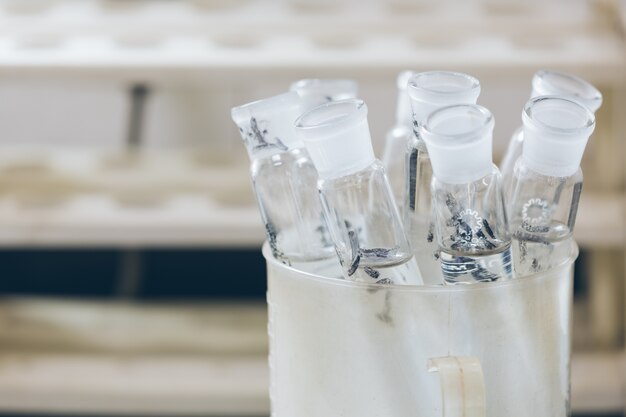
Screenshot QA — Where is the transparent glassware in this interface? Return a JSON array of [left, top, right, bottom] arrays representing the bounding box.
[[404, 71, 481, 284], [381, 70, 415, 208], [231, 92, 337, 274], [289, 78, 359, 112], [296, 99, 422, 285], [509, 96, 595, 276], [500, 70, 602, 196], [421, 104, 513, 284]]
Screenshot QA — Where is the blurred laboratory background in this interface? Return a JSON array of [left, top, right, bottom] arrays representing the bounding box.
[[0, 0, 623, 415]]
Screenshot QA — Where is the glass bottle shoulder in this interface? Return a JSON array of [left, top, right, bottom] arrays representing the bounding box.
[[432, 164, 501, 194], [318, 160, 386, 190], [407, 133, 428, 153], [513, 160, 582, 187], [250, 147, 313, 177]]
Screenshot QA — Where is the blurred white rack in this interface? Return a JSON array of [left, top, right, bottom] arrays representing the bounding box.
[[0, 192, 616, 248], [0, 351, 620, 416], [0, 193, 264, 247], [0, 148, 265, 247], [0, 299, 270, 416], [0, 0, 623, 163], [0, 147, 617, 248], [0, 0, 621, 78], [0, 353, 269, 416], [0, 298, 619, 416]]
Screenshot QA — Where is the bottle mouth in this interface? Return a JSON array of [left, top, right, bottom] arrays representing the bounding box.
[[289, 78, 358, 101], [408, 71, 481, 104], [420, 104, 494, 146], [532, 70, 602, 112], [231, 91, 301, 125], [396, 70, 416, 91], [523, 96, 595, 137], [295, 98, 367, 133]]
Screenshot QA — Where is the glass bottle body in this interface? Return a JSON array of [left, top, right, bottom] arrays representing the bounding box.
[[500, 126, 523, 198], [382, 125, 412, 210], [403, 136, 442, 284], [431, 167, 513, 284], [318, 160, 422, 285], [251, 148, 337, 273], [508, 160, 582, 276]]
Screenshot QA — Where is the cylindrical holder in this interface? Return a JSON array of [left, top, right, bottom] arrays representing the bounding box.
[[265, 241, 577, 417]]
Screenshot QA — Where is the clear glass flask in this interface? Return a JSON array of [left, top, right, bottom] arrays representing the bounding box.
[[404, 71, 481, 284], [296, 99, 422, 285], [381, 70, 415, 208], [421, 104, 513, 284], [289, 78, 359, 112], [231, 92, 337, 274], [508, 96, 595, 276], [500, 70, 602, 195]]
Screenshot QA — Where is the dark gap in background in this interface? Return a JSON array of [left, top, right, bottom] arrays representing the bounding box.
[[0, 248, 585, 300], [0, 248, 267, 300], [139, 248, 266, 299], [0, 249, 118, 297], [574, 249, 588, 298]]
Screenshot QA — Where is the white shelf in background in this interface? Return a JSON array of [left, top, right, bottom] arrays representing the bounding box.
[[0, 0, 621, 82], [571, 351, 625, 413], [0, 148, 265, 247], [0, 351, 621, 416], [0, 298, 619, 415], [0, 191, 618, 249], [0, 147, 619, 248], [0, 194, 265, 247], [0, 353, 269, 416], [574, 192, 625, 248]]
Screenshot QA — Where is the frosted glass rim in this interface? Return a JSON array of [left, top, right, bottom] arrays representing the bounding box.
[[396, 70, 416, 91], [295, 98, 366, 132], [263, 241, 578, 293], [523, 95, 595, 137], [407, 71, 480, 103], [420, 104, 494, 145], [532, 70, 602, 111], [231, 91, 300, 124], [289, 78, 358, 99]]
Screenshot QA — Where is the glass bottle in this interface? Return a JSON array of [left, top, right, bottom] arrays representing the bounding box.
[[421, 104, 513, 284], [500, 70, 602, 196], [231, 92, 338, 275], [381, 70, 415, 209], [296, 99, 422, 285], [508, 96, 595, 276], [289, 78, 359, 112], [404, 71, 481, 284]]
